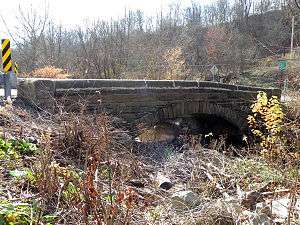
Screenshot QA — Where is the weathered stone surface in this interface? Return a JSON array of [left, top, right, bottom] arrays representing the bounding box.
[[17, 78, 281, 131], [267, 197, 300, 223], [241, 191, 264, 210], [171, 190, 200, 210]]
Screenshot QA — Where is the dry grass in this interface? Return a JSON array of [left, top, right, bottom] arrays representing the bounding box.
[[283, 92, 300, 154], [0, 94, 299, 224], [285, 91, 300, 121], [33, 112, 147, 224], [22, 66, 70, 79]]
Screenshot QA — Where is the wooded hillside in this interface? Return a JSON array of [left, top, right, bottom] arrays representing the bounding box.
[[5, 0, 300, 81]]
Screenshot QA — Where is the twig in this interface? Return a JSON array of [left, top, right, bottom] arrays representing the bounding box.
[[261, 189, 290, 196], [200, 166, 230, 199]]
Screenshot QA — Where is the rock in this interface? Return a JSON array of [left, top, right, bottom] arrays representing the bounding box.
[[127, 179, 145, 188], [253, 197, 300, 224], [240, 210, 270, 225], [268, 197, 300, 222], [214, 198, 243, 217], [9, 169, 28, 178], [271, 197, 290, 219], [241, 191, 263, 210], [137, 124, 177, 143], [171, 190, 200, 210], [159, 181, 173, 190], [27, 136, 38, 144], [156, 173, 173, 190], [256, 202, 271, 216]]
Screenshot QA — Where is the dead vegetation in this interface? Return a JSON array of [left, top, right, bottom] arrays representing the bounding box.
[[0, 92, 299, 224], [21, 66, 70, 79]]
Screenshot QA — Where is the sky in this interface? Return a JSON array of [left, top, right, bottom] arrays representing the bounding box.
[[0, 0, 215, 35]]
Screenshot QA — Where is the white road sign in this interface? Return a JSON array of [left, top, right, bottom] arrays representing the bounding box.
[[210, 65, 218, 76], [210, 65, 218, 81]]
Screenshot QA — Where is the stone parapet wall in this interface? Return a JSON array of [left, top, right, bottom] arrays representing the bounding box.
[[17, 78, 282, 131], [18, 78, 281, 92]]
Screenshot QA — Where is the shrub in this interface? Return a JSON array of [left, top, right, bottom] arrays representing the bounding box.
[[247, 91, 284, 160], [0, 201, 32, 225], [0, 138, 37, 160], [0, 200, 58, 225], [22, 66, 70, 79], [282, 92, 300, 154], [30, 112, 142, 224]]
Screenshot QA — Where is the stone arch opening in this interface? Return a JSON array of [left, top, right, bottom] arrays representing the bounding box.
[[151, 101, 248, 146], [179, 114, 244, 146], [158, 102, 247, 128]]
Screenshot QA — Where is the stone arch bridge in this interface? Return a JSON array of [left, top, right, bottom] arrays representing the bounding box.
[[17, 78, 281, 132]]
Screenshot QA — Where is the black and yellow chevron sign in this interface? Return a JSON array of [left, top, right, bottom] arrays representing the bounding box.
[[1, 39, 12, 72], [14, 62, 19, 74]]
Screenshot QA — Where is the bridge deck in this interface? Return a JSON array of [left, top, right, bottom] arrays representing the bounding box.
[[18, 78, 281, 94]]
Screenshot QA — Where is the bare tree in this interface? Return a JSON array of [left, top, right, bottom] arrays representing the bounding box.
[[0, 0, 294, 82]]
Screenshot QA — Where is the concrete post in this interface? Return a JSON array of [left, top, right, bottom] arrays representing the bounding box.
[[3, 72, 12, 100]]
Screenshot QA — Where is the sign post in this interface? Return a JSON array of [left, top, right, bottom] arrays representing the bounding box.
[[278, 59, 288, 91], [210, 65, 218, 82], [1, 39, 12, 100]]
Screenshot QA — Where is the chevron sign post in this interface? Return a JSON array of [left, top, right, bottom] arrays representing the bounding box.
[[1, 39, 14, 100]]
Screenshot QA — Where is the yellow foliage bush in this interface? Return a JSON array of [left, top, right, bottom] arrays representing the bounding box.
[[247, 91, 285, 159]]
